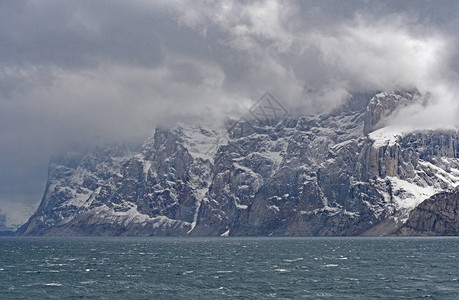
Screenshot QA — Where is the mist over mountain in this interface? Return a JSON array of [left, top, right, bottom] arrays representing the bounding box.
[[1, 1, 459, 231], [17, 90, 459, 236]]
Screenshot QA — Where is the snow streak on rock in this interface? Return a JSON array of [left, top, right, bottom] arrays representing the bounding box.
[[17, 91, 459, 236]]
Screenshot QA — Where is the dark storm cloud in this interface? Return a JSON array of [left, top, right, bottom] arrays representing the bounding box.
[[1, 0, 459, 226], [0, 0, 165, 68]]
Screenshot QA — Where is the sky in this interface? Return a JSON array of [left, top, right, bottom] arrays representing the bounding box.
[[1, 0, 459, 228]]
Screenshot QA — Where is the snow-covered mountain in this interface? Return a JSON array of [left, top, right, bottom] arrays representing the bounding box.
[[17, 91, 459, 236]]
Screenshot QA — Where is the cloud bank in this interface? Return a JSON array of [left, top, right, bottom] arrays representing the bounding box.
[[1, 0, 459, 225]]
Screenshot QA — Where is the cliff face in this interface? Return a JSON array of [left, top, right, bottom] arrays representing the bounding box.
[[363, 90, 420, 135], [190, 105, 383, 236], [396, 189, 459, 235], [17, 91, 459, 236]]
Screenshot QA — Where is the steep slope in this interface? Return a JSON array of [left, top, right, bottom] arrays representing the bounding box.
[[17, 90, 459, 236], [17, 127, 226, 236], [396, 188, 459, 235]]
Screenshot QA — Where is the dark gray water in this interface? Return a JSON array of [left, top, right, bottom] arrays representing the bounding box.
[[0, 237, 458, 299]]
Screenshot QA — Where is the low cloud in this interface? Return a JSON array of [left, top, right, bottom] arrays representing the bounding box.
[[313, 16, 452, 91], [309, 14, 459, 128]]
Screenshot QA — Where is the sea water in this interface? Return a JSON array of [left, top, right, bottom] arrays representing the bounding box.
[[0, 237, 458, 299]]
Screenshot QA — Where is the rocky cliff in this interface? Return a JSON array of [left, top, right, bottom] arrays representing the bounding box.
[[396, 188, 459, 235], [17, 91, 459, 236]]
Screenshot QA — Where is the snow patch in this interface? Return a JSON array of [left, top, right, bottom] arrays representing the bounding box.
[[96, 205, 190, 229], [381, 176, 437, 223], [221, 229, 230, 237], [176, 124, 228, 162], [368, 126, 408, 148], [418, 160, 459, 188]]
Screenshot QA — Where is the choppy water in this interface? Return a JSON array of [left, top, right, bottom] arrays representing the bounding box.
[[0, 237, 458, 299]]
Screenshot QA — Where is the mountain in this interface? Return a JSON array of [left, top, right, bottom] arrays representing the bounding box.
[[17, 91, 459, 236]]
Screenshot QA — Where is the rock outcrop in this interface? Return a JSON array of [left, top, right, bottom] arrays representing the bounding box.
[[363, 90, 420, 135], [396, 188, 459, 235]]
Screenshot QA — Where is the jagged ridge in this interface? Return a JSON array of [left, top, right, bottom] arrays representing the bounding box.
[[17, 91, 459, 236]]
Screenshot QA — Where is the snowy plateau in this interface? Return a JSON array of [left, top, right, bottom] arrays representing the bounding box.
[[17, 91, 459, 236]]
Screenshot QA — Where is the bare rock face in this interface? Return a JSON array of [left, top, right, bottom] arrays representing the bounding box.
[[363, 90, 420, 135], [17, 91, 459, 236], [17, 127, 221, 236], [396, 189, 459, 235]]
